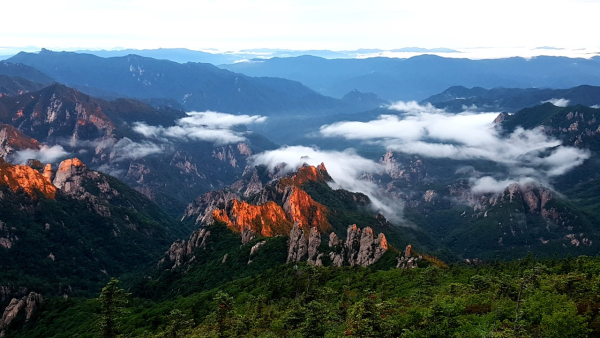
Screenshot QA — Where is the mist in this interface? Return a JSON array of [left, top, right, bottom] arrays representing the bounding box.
[[250, 146, 404, 223], [133, 111, 267, 145], [13, 145, 69, 164], [320, 101, 590, 192]]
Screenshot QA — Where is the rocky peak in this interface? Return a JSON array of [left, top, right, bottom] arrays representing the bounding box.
[[287, 224, 388, 267], [0, 160, 56, 199], [185, 164, 332, 236], [287, 222, 308, 263], [0, 123, 39, 159], [52, 157, 119, 216], [0, 292, 43, 334], [493, 112, 508, 124], [379, 151, 426, 183], [159, 228, 211, 269]]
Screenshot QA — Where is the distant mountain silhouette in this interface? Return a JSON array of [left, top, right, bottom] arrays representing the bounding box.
[[422, 85, 600, 112], [6, 50, 372, 115], [222, 55, 600, 101]]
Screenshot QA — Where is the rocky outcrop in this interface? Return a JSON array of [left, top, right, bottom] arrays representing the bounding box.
[[184, 164, 332, 236], [307, 227, 322, 265], [159, 228, 211, 269], [396, 245, 421, 269], [0, 292, 43, 333], [379, 151, 426, 184], [0, 123, 39, 160], [241, 226, 256, 244], [346, 225, 388, 267], [0, 159, 56, 199], [287, 222, 308, 263], [288, 224, 388, 267], [213, 199, 292, 237], [493, 112, 508, 124], [52, 158, 118, 217], [182, 190, 239, 225], [248, 240, 266, 264]]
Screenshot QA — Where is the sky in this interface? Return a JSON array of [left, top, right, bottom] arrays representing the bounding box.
[[1, 0, 599, 56]]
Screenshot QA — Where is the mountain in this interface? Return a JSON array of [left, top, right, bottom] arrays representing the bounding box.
[[423, 85, 600, 112], [0, 76, 46, 97], [0, 83, 278, 215], [221, 54, 600, 101], [0, 62, 54, 85], [0, 123, 40, 159], [5, 50, 364, 115], [0, 157, 189, 305]]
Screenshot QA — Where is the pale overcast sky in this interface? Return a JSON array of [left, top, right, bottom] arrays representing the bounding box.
[[1, 0, 599, 53]]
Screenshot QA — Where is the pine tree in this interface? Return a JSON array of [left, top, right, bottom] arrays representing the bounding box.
[[98, 278, 130, 338]]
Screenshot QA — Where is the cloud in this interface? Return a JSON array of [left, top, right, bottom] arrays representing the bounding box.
[[250, 146, 404, 223], [470, 176, 537, 194], [110, 138, 162, 162], [13, 145, 69, 164], [134, 111, 267, 145], [320, 101, 590, 192], [542, 98, 570, 107]]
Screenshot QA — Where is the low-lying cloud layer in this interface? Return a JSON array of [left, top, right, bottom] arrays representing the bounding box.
[[250, 146, 403, 223], [134, 111, 267, 145], [542, 98, 570, 107], [320, 101, 590, 192], [14, 145, 69, 164]]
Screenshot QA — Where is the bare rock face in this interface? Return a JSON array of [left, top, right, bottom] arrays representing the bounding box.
[[181, 190, 239, 225], [347, 226, 388, 267], [329, 232, 341, 248], [0, 160, 56, 199], [307, 227, 321, 265], [287, 222, 308, 263], [0, 292, 43, 332], [345, 224, 363, 266], [397, 245, 421, 269], [52, 158, 119, 217], [159, 228, 211, 269], [493, 112, 508, 124], [288, 224, 387, 267], [241, 226, 256, 244], [0, 123, 39, 160], [248, 240, 267, 263]]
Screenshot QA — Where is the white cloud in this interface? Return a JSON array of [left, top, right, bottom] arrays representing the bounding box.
[[250, 146, 403, 223], [542, 98, 570, 107], [133, 111, 266, 145], [471, 176, 537, 194], [110, 138, 162, 162], [13, 145, 69, 164], [320, 101, 590, 192]]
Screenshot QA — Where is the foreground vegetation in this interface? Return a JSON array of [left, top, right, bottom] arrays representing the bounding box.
[[9, 253, 600, 337]]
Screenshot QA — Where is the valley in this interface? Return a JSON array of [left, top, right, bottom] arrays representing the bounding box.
[[1, 49, 600, 337]]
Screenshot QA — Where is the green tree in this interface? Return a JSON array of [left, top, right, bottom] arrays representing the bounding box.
[[98, 278, 130, 338], [160, 309, 194, 338]]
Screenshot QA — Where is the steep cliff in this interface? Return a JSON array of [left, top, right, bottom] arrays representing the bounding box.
[[183, 164, 332, 236]]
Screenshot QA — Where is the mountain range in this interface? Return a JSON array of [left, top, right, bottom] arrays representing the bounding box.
[[222, 54, 600, 101], [1, 50, 600, 337]]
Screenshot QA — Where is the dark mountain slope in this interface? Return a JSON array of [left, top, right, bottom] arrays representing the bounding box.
[[0, 76, 46, 97], [423, 85, 600, 112], [0, 62, 54, 85], [0, 157, 188, 304]]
